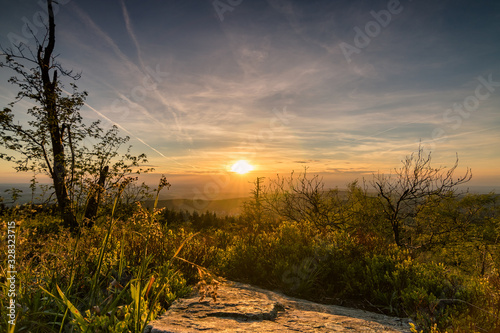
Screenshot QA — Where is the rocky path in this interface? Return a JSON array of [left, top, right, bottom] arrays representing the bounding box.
[[146, 281, 412, 332]]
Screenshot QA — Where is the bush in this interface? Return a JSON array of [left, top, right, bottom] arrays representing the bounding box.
[[0, 209, 194, 332], [210, 217, 499, 332], [2, 187, 499, 333]]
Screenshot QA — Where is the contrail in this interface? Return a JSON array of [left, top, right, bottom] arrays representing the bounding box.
[[120, 0, 146, 71], [82, 101, 167, 158]]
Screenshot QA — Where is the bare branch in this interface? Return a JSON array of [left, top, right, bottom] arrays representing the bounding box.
[[371, 144, 472, 246]]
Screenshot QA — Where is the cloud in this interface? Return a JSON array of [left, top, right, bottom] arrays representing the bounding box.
[[3, 0, 495, 184], [325, 167, 376, 174], [67, 2, 140, 75], [119, 0, 145, 70]]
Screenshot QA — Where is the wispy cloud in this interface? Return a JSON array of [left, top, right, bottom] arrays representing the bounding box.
[[2, 0, 498, 186], [68, 2, 140, 75], [119, 0, 146, 71]]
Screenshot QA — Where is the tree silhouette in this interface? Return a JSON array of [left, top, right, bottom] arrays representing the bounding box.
[[371, 144, 472, 246], [0, 0, 149, 232]]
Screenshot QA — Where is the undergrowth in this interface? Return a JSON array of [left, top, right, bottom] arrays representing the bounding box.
[[1, 187, 499, 332]]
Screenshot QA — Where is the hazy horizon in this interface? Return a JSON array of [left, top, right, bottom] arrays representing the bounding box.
[[2, 178, 498, 208]]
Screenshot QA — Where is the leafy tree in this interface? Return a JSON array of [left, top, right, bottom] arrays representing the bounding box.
[[415, 193, 497, 247], [415, 192, 499, 274], [371, 144, 472, 247], [3, 187, 23, 205], [0, 0, 150, 232], [72, 127, 152, 226]]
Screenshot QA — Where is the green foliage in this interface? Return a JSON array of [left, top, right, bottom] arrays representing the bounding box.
[[0, 183, 195, 332], [1, 168, 499, 333], [5, 2, 496, 332], [199, 175, 500, 332], [214, 218, 499, 332], [0, 1, 154, 231]]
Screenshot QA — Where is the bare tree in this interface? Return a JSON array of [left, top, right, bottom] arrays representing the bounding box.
[[263, 169, 347, 229], [371, 145, 472, 246]]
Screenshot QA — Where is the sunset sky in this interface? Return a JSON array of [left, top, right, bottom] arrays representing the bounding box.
[[1, 0, 499, 198]]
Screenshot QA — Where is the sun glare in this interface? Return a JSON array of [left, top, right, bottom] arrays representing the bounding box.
[[230, 160, 254, 174]]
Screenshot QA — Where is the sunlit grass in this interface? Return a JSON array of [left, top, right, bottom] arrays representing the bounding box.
[[0, 177, 499, 333]]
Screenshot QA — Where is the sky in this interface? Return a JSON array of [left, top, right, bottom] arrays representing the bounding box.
[[0, 0, 499, 199]]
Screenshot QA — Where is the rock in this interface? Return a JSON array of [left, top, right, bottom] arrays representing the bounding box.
[[145, 281, 411, 332]]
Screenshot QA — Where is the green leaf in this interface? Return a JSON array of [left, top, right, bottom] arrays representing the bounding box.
[[55, 285, 88, 331]]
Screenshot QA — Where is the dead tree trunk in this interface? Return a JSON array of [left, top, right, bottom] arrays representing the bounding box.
[[84, 165, 109, 225], [39, 0, 78, 232]]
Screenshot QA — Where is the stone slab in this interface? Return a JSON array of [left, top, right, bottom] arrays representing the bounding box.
[[146, 281, 411, 333]]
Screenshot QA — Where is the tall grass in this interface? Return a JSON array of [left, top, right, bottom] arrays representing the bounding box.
[[1, 179, 499, 333], [0, 176, 195, 332]]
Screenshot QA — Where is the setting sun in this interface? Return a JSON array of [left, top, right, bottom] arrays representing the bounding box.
[[230, 160, 254, 174]]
